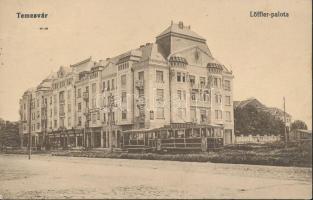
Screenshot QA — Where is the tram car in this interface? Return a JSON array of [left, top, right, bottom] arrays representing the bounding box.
[[121, 123, 224, 152]]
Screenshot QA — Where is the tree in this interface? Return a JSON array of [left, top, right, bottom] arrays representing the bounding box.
[[234, 105, 285, 136], [0, 119, 20, 148], [290, 120, 308, 131]]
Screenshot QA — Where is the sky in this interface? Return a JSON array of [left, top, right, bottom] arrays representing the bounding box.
[[0, 0, 311, 128]]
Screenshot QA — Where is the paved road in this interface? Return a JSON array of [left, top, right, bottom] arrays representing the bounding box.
[[0, 154, 311, 199]]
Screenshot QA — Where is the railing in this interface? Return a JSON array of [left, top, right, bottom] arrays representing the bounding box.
[[136, 96, 145, 106], [135, 80, 144, 89]]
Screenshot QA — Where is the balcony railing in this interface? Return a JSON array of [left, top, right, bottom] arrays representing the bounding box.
[[135, 80, 144, 89], [136, 96, 145, 106]]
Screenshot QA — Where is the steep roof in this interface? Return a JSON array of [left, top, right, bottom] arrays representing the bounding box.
[[235, 98, 292, 118], [157, 22, 206, 41], [234, 98, 265, 109], [263, 107, 292, 118]]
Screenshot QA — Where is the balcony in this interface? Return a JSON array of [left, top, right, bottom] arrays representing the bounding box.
[[83, 92, 89, 101], [135, 80, 144, 89], [135, 116, 145, 123], [136, 96, 145, 106]]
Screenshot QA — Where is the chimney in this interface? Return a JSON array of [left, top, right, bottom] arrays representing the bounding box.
[[140, 45, 145, 48], [106, 57, 110, 61]]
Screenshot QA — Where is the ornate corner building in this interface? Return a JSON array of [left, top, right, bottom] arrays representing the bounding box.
[[19, 21, 235, 151]]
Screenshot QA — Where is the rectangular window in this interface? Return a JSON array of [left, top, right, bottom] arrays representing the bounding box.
[[215, 94, 222, 104], [225, 111, 231, 121], [200, 110, 207, 123], [121, 74, 126, 86], [92, 83, 96, 94], [78, 103, 81, 112], [122, 92, 127, 103], [191, 92, 196, 101], [177, 90, 182, 100], [68, 104, 71, 112], [138, 71, 144, 80], [92, 98, 96, 108], [92, 113, 96, 124], [68, 117, 71, 127], [204, 91, 210, 102], [182, 73, 186, 82], [97, 112, 100, 120], [111, 79, 115, 90], [191, 109, 196, 122], [189, 75, 195, 85], [103, 113, 106, 123], [224, 80, 231, 91], [102, 81, 106, 91], [177, 72, 181, 82], [54, 120, 57, 128], [215, 110, 222, 120], [214, 78, 218, 87], [78, 117, 82, 126], [107, 80, 110, 91], [156, 89, 164, 102], [122, 110, 127, 120], [156, 70, 164, 82], [225, 96, 231, 105], [77, 88, 81, 98], [200, 77, 206, 86], [67, 90, 71, 99]]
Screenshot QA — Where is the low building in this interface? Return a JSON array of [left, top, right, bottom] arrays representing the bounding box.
[[289, 129, 312, 143]]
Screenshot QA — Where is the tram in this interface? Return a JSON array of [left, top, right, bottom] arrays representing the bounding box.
[[121, 123, 224, 152]]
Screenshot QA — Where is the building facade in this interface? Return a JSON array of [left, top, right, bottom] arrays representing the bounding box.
[[19, 21, 235, 150]]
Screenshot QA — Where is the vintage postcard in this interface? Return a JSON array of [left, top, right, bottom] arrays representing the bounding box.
[[0, 0, 311, 199]]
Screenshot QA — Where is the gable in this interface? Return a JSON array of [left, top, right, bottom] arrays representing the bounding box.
[[170, 46, 214, 67]]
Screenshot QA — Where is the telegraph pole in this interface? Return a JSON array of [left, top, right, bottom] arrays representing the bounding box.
[[283, 97, 287, 148], [108, 93, 114, 152], [83, 90, 89, 150]]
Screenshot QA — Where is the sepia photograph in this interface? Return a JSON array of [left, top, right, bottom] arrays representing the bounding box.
[[0, 0, 312, 199]]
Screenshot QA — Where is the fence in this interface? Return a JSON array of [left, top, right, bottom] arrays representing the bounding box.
[[235, 134, 280, 144]]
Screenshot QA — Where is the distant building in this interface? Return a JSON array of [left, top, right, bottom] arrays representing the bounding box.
[[19, 21, 235, 150], [234, 98, 292, 130], [289, 129, 312, 143]]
